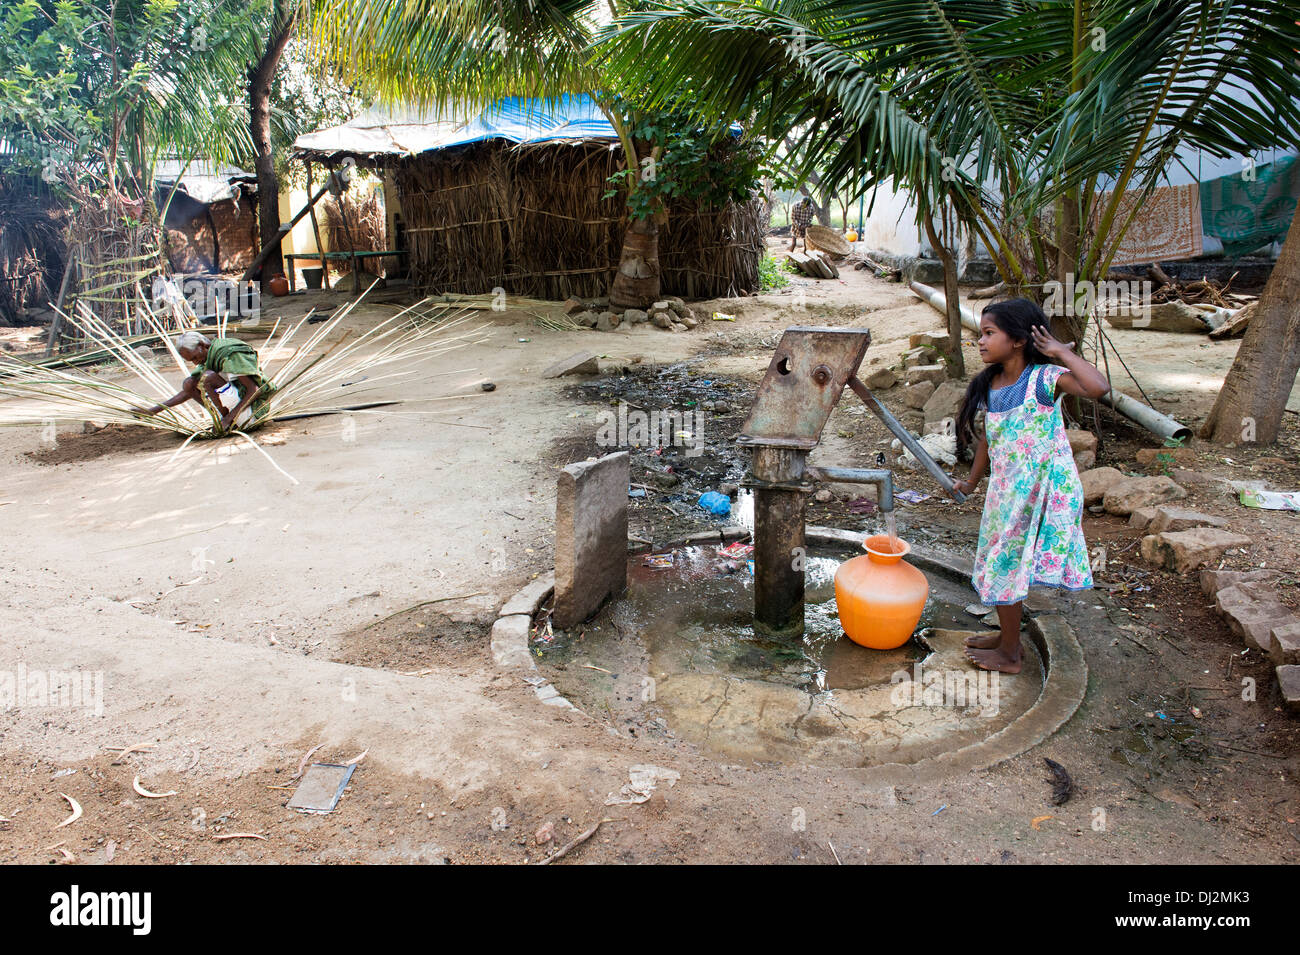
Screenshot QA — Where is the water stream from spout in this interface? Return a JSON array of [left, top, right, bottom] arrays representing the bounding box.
[[884, 510, 899, 554]]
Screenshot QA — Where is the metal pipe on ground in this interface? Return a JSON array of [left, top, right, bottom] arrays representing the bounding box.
[[907, 281, 1192, 443], [909, 280, 980, 334]]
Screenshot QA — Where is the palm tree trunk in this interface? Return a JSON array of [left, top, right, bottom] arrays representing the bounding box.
[[609, 216, 661, 308], [249, 3, 297, 292], [1199, 211, 1300, 445], [921, 212, 965, 377]]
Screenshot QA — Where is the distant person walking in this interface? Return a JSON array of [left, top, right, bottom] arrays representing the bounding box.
[[789, 196, 815, 252]]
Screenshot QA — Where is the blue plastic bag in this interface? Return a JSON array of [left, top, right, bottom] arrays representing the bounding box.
[[697, 491, 732, 516]]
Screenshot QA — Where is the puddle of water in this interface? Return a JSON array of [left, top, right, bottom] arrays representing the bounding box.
[[537, 543, 1046, 767]]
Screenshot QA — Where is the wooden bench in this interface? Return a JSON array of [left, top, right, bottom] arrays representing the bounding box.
[[284, 250, 408, 291]]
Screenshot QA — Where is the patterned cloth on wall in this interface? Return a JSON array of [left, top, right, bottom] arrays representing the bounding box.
[[1095, 182, 1203, 266], [1200, 155, 1299, 256]]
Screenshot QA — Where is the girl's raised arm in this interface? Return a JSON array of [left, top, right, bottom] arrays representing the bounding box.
[[1030, 326, 1111, 400]]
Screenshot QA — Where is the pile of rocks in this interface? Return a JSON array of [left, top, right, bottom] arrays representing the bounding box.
[[562, 296, 699, 333], [1079, 467, 1296, 710], [1199, 568, 1300, 713], [888, 331, 963, 435]]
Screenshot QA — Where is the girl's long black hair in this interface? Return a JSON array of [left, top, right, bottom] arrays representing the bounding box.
[[956, 298, 1053, 450]]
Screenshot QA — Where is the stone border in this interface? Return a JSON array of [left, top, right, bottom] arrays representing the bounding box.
[[494, 526, 1089, 782], [489, 571, 577, 711]]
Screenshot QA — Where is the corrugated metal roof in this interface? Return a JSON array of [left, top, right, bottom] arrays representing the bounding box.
[[154, 159, 257, 204], [293, 94, 618, 160]]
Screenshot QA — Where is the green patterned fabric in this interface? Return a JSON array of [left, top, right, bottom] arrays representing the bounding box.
[[1200, 155, 1299, 256]]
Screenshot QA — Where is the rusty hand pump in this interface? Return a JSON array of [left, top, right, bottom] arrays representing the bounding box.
[[739, 327, 964, 638]]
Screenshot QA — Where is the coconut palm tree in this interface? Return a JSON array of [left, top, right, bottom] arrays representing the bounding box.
[[597, 0, 1299, 313]]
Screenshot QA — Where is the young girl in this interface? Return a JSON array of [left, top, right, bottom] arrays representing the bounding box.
[[950, 299, 1111, 673]]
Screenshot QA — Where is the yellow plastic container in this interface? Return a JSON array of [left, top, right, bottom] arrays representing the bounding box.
[[833, 535, 929, 649]]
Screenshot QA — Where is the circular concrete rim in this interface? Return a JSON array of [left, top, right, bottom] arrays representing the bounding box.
[[493, 525, 1088, 784]]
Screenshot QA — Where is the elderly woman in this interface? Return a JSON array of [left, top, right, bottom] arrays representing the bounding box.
[[140, 331, 276, 432]]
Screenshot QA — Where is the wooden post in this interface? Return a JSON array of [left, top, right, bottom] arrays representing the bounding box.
[[305, 161, 331, 291], [327, 162, 364, 294], [240, 181, 332, 283], [44, 254, 77, 357]]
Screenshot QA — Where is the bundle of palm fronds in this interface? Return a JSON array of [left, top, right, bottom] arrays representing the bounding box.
[[0, 286, 486, 448]]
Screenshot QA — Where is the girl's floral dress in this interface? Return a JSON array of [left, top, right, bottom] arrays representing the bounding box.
[[972, 363, 1093, 606]]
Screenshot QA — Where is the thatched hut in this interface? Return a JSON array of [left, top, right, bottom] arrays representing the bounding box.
[[0, 176, 66, 325], [294, 96, 764, 300], [154, 161, 259, 274]]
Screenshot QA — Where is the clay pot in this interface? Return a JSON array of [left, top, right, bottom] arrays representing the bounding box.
[[833, 534, 929, 649], [268, 274, 290, 297]]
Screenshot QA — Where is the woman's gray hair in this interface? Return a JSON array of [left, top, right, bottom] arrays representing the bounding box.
[[175, 331, 210, 351]]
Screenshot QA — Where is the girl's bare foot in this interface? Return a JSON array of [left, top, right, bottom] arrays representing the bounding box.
[[964, 631, 1002, 649], [964, 646, 1022, 673]]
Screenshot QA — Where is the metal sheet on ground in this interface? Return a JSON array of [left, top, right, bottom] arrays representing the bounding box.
[[287, 763, 356, 814]]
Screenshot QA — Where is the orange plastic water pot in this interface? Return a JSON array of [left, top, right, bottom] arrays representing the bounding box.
[[833, 534, 929, 649]]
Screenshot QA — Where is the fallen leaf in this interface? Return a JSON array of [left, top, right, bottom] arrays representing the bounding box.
[[53, 793, 82, 829], [132, 776, 177, 798], [1030, 814, 1053, 830]]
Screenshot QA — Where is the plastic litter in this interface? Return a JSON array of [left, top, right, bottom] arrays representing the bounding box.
[[1239, 488, 1300, 511], [643, 553, 675, 568], [697, 491, 732, 515], [896, 490, 932, 504], [719, 542, 754, 559]]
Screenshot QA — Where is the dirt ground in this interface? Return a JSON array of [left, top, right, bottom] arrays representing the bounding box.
[[0, 241, 1296, 865]]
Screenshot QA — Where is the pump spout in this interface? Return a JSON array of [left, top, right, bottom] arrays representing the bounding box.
[[803, 466, 894, 513]]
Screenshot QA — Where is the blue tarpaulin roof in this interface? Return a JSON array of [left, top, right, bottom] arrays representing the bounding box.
[[293, 94, 620, 160]]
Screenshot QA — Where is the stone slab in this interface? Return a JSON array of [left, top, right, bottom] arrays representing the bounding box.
[[1200, 568, 1280, 597], [554, 452, 629, 629], [1103, 475, 1187, 516], [1269, 620, 1300, 667], [1140, 527, 1251, 573], [1277, 665, 1300, 712], [1080, 467, 1124, 506], [542, 351, 600, 378], [1148, 506, 1229, 534], [490, 614, 535, 669]]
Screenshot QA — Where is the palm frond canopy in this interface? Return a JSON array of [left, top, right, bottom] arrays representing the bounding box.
[[311, 0, 602, 109], [596, 0, 1300, 217]]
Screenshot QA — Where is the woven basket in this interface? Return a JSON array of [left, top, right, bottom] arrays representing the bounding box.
[[806, 224, 851, 257]]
